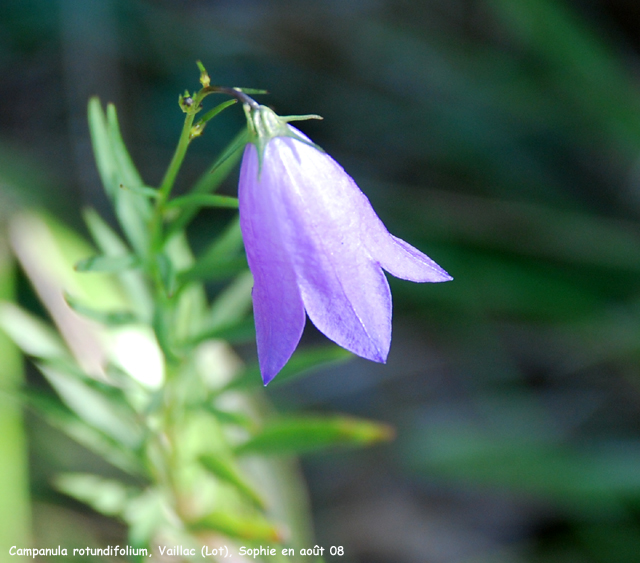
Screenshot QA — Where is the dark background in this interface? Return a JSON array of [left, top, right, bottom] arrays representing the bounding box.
[[3, 1, 640, 562]]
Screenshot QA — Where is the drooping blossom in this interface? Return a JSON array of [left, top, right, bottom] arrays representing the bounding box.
[[238, 104, 452, 385]]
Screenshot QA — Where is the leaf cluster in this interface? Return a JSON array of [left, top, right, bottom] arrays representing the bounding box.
[[0, 81, 392, 560]]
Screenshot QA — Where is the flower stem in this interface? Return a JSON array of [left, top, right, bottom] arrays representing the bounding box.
[[146, 109, 197, 364], [150, 111, 196, 255], [159, 113, 196, 204]]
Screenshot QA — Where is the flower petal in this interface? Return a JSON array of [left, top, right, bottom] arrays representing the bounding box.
[[238, 144, 306, 384], [284, 126, 452, 283], [367, 232, 453, 283], [262, 136, 392, 363]]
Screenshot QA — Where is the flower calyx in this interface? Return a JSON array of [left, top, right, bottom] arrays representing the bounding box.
[[243, 103, 323, 169]]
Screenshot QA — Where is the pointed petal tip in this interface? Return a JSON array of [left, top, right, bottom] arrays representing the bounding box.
[[261, 368, 278, 386], [371, 234, 453, 284], [361, 343, 388, 365], [413, 261, 454, 283], [415, 262, 454, 283]]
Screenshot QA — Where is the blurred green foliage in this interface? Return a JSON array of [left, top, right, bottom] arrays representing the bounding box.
[[0, 89, 392, 561]]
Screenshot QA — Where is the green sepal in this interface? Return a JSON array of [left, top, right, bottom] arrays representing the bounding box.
[[233, 87, 269, 95], [244, 104, 324, 171], [279, 114, 324, 123]]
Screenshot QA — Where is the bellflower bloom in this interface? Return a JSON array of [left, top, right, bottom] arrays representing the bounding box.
[[238, 104, 452, 385]]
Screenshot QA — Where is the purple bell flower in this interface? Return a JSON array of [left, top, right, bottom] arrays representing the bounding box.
[[238, 105, 452, 384]]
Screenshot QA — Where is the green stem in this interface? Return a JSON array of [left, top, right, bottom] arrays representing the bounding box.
[[147, 87, 238, 359], [159, 113, 196, 204], [150, 112, 196, 255], [146, 109, 197, 364]]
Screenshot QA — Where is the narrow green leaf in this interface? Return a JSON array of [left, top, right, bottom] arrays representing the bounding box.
[[119, 184, 159, 199], [152, 305, 177, 362], [166, 194, 239, 211], [229, 345, 353, 390], [83, 208, 130, 254], [88, 99, 150, 255], [75, 253, 139, 273], [199, 454, 264, 508], [25, 389, 142, 475], [64, 294, 137, 326], [0, 301, 68, 360], [82, 208, 153, 322], [125, 489, 168, 547], [106, 104, 145, 189], [0, 240, 30, 549], [204, 129, 248, 185], [196, 59, 208, 76], [106, 101, 152, 252], [32, 354, 143, 414], [190, 511, 282, 542], [163, 233, 210, 342], [203, 407, 256, 430], [37, 363, 142, 449], [193, 99, 237, 131], [88, 97, 118, 199], [156, 253, 177, 297], [181, 257, 248, 284], [113, 193, 150, 257], [166, 130, 247, 237], [55, 473, 139, 517], [236, 416, 395, 456]]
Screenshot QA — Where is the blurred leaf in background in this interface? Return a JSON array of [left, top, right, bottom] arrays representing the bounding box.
[[0, 229, 31, 559]]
